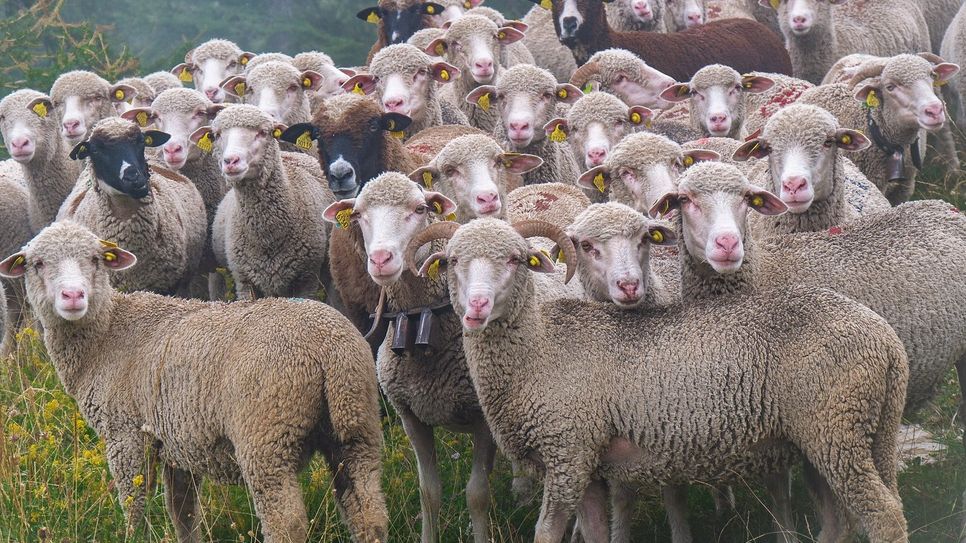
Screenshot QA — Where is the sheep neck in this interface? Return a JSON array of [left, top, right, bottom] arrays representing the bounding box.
[[405, 88, 443, 137], [568, 3, 614, 65], [785, 23, 837, 85], [180, 153, 224, 224], [869, 106, 921, 151], [385, 237, 450, 312], [23, 136, 80, 231], [766, 157, 845, 234], [679, 234, 757, 300], [38, 291, 118, 398]]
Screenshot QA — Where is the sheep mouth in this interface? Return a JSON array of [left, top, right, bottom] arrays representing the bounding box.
[[918, 117, 945, 131], [10, 150, 34, 162], [463, 314, 488, 329]]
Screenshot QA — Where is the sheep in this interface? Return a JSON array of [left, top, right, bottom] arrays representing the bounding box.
[[242, 52, 294, 72], [762, 0, 930, 85], [56, 118, 206, 297], [408, 133, 544, 221], [741, 71, 814, 135], [464, 6, 537, 67], [658, 64, 776, 139], [50, 70, 136, 146], [0, 173, 30, 353], [606, 0, 667, 32], [567, 48, 677, 111], [345, 44, 468, 138], [112, 77, 156, 116], [942, 5, 966, 128], [506, 181, 592, 227], [796, 53, 960, 205], [924, 0, 965, 55], [465, 64, 583, 186], [732, 103, 889, 236], [0, 89, 82, 232], [522, 5, 580, 83], [219, 60, 323, 127], [543, 91, 652, 174], [665, 0, 705, 30], [407, 213, 909, 543], [408, 27, 448, 58], [426, 14, 528, 132], [292, 51, 355, 111], [534, 0, 792, 81], [143, 71, 183, 94], [200, 105, 332, 301], [359, 0, 446, 64], [437, 0, 486, 23], [171, 39, 254, 104], [0, 221, 388, 543]]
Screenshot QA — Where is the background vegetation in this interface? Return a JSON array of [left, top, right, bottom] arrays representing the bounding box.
[[1, 1, 965, 541]]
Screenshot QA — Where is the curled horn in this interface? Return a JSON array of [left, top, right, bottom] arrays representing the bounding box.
[[405, 221, 461, 275], [847, 61, 886, 88], [512, 220, 577, 284], [569, 61, 602, 88], [917, 52, 945, 66]]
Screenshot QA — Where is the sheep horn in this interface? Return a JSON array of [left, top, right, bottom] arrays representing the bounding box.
[[569, 61, 602, 88], [917, 52, 945, 66], [847, 61, 886, 88], [404, 221, 460, 276], [512, 220, 577, 285]]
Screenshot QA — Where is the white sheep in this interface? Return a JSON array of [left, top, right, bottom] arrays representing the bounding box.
[[171, 39, 254, 104]]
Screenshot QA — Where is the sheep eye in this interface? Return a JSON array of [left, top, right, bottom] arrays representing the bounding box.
[[288, 84, 298, 92], [823, 138, 835, 148], [443, 167, 458, 177], [580, 241, 593, 252], [542, 92, 554, 100], [34, 260, 44, 269], [885, 83, 896, 92], [415, 205, 428, 214]]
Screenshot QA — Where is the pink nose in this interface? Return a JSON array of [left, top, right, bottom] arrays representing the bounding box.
[[369, 249, 392, 268], [476, 192, 498, 205], [60, 289, 85, 303], [509, 121, 530, 132], [617, 280, 639, 298], [164, 143, 184, 155], [783, 176, 808, 195], [474, 59, 493, 73], [9, 137, 30, 151], [687, 13, 702, 23], [714, 234, 740, 253], [587, 148, 607, 164], [468, 296, 490, 311], [204, 87, 220, 99], [792, 15, 807, 26], [709, 114, 728, 125], [924, 103, 944, 119], [223, 155, 241, 168], [383, 97, 405, 112], [63, 119, 80, 132]]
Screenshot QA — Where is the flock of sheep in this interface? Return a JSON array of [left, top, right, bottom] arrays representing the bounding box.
[[1, 0, 966, 541]]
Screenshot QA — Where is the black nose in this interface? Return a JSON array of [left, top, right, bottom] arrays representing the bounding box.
[[562, 16, 579, 33]]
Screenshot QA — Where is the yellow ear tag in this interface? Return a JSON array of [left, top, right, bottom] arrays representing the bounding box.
[[99, 239, 119, 249], [196, 132, 213, 153], [477, 92, 491, 112], [549, 125, 567, 143], [427, 258, 441, 281], [367, 11, 380, 23], [103, 251, 116, 262], [528, 255, 540, 267], [234, 82, 247, 96], [464, 0, 472, 7], [555, 248, 564, 263], [683, 155, 695, 167], [422, 171, 434, 188], [295, 131, 313, 150], [239, 55, 249, 66], [630, 112, 642, 125], [12, 255, 25, 268], [352, 83, 365, 95], [645, 118, 652, 129], [593, 172, 606, 193], [750, 195, 764, 208], [934, 76, 948, 88], [425, 4, 436, 14], [435, 42, 446, 56], [433, 201, 444, 214], [135, 111, 149, 127], [865, 90, 880, 109], [335, 208, 353, 229], [179, 67, 193, 83], [557, 88, 568, 100], [114, 89, 125, 101], [677, 86, 689, 97], [32, 102, 48, 118], [302, 77, 313, 88], [839, 134, 851, 145], [445, 212, 457, 221], [540, 0, 552, 9], [749, 141, 761, 155], [769, 0, 780, 8], [498, 31, 507, 40], [391, 130, 405, 139], [272, 128, 282, 139], [649, 230, 664, 244], [439, 69, 450, 81], [144, 135, 153, 146], [662, 199, 670, 215]]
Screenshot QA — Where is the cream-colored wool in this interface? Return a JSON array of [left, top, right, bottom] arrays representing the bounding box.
[[143, 71, 183, 94], [522, 5, 578, 82], [606, 0, 667, 32]]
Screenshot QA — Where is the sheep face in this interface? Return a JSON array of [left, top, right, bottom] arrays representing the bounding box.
[[665, 0, 705, 29], [69, 123, 169, 200], [611, 69, 676, 111], [553, 92, 651, 168], [568, 203, 675, 307], [0, 90, 52, 163], [0, 223, 136, 322], [662, 69, 775, 138], [359, 2, 445, 45], [429, 15, 523, 84], [852, 56, 959, 132], [222, 62, 322, 125], [293, 52, 353, 101], [324, 173, 456, 285], [205, 123, 274, 186], [771, 0, 839, 37], [122, 90, 222, 171], [50, 71, 135, 145], [366, 45, 460, 119], [186, 56, 248, 104], [651, 163, 785, 273]]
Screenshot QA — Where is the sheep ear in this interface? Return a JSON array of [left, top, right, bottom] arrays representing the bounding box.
[[528, 0, 551, 9], [109, 84, 138, 104], [577, 166, 612, 194], [238, 52, 255, 67], [646, 224, 677, 246], [732, 139, 770, 161], [422, 2, 445, 15], [554, 83, 583, 104], [659, 83, 692, 103], [500, 152, 544, 174], [279, 123, 319, 148], [120, 107, 157, 128], [425, 38, 448, 57], [206, 104, 227, 119], [25, 96, 53, 119], [221, 76, 248, 98], [322, 199, 357, 226], [758, 0, 780, 8], [417, 252, 448, 277], [853, 84, 881, 107], [357, 6, 382, 23], [300, 70, 325, 92], [142, 131, 170, 148], [189, 126, 215, 153], [504, 20, 529, 33], [379, 113, 413, 133], [740, 74, 775, 93], [340, 68, 357, 77], [746, 188, 787, 216], [424, 191, 458, 218], [543, 118, 569, 142], [410, 165, 440, 189], [682, 149, 720, 167], [271, 123, 288, 140], [833, 129, 870, 152], [343, 74, 377, 96], [69, 140, 91, 161], [648, 192, 680, 219], [0, 252, 26, 278], [628, 106, 653, 128], [466, 86, 496, 110], [933, 63, 960, 85], [171, 63, 194, 83], [102, 246, 137, 270], [431, 62, 460, 84], [524, 249, 555, 274], [496, 26, 526, 45]]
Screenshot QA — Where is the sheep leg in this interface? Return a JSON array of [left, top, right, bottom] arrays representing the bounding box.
[[398, 409, 442, 543], [764, 470, 799, 543], [609, 481, 635, 543], [207, 271, 226, 301], [535, 467, 588, 543], [105, 436, 154, 538], [162, 464, 201, 543], [710, 485, 735, 517], [803, 461, 850, 543], [661, 484, 694, 543], [955, 357, 966, 452], [239, 465, 307, 543], [575, 477, 609, 542], [511, 458, 538, 505], [467, 423, 496, 543], [234, 278, 256, 301], [323, 436, 390, 543]]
